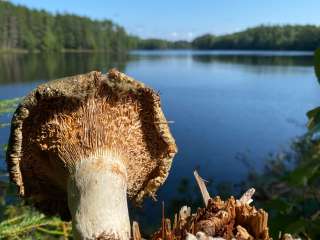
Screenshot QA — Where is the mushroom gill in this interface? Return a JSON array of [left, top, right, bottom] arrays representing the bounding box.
[[6, 70, 177, 240]]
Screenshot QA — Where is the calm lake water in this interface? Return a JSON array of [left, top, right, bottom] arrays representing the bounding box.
[[0, 50, 319, 231]]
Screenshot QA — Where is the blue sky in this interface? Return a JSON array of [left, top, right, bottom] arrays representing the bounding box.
[[10, 0, 320, 40]]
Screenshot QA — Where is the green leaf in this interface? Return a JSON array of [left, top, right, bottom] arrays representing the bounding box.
[[268, 214, 295, 238], [263, 198, 292, 214], [314, 48, 320, 83], [282, 161, 320, 187], [2, 144, 7, 152], [307, 107, 320, 130], [285, 219, 308, 235]]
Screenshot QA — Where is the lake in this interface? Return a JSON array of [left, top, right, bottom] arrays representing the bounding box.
[[0, 50, 319, 232]]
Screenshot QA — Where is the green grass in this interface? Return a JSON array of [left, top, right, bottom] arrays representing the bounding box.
[[0, 204, 72, 239], [0, 98, 21, 115]]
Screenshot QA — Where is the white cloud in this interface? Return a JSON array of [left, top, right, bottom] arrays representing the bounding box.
[[170, 32, 179, 38], [187, 32, 194, 39]]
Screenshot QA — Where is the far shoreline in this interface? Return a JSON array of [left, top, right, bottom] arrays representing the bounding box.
[[0, 48, 314, 56]]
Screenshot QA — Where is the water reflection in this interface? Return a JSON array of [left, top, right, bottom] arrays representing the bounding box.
[[0, 51, 314, 86], [128, 51, 314, 80], [130, 50, 313, 66], [0, 52, 128, 84], [192, 55, 313, 67]]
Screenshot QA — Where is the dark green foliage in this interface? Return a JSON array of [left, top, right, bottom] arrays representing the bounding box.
[[306, 107, 320, 130], [192, 25, 320, 50], [4, 2, 320, 52], [0, 180, 72, 239], [134, 25, 320, 50], [243, 133, 320, 239], [314, 48, 320, 84], [0, 1, 133, 53], [137, 39, 171, 50], [192, 34, 216, 50], [171, 41, 191, 49], [136, 39, 191, 50]]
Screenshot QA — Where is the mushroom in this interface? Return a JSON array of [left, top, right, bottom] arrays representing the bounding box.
[[6, 69, 177, 239]]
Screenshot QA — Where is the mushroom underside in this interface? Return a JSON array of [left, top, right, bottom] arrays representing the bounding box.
[[6, 71, 177, 220]]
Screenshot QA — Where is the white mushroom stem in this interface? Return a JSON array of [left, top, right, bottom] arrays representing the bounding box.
[[67, 151, 130, 240]]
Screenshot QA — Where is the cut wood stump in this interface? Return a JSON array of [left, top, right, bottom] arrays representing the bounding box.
[[150, 171, 270, 240]]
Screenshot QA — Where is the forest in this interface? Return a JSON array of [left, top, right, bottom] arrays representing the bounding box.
[[138, 25, 320, 50], [192, 25, 320, 50], [0, 1, 134, 52], [2, 1, 320, 52]]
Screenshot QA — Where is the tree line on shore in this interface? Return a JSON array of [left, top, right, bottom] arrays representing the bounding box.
[[1, 1, 320, 52], [136, 24, 320, 50], [192, 25, 320, 50], [0, 1, 134, 53]]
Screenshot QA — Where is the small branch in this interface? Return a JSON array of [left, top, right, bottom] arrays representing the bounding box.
[[132, 221, 141, 240], [194, 170, 211, 207], [62, 222, 69, 240], [162, 201, 165, 239], [37, 227, 65, 236], [238, 188, 255, 205], [0, 215, 27, 226]]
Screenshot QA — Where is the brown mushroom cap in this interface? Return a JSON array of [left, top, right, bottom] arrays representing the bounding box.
[[6, 69, 177, 219]]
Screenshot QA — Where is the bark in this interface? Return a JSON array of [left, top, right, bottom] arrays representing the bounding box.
[[151, 172, 270, 240]]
